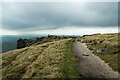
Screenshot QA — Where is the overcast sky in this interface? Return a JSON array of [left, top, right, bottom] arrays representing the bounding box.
[[1, 2, 118, 35]]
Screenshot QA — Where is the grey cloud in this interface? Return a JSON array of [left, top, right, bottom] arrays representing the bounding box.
[[2, 2, 118, 31]]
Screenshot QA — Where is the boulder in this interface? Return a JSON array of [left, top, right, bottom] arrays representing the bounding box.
[[90, 41, 97, 45], [97, 48, 108, 53]]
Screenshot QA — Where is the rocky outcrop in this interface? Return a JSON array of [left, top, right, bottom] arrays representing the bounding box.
[[16, 35, 76, 49], [17, 39, 28, 49]]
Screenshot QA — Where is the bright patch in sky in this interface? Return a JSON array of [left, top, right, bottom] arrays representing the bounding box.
[[27, 27, 118, 35], [1, 29, 20, 35], [1, 27, 117, 35], [0, 27, 118, 35]]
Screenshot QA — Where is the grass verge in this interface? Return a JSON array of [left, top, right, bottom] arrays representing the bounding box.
[[61, 40, 80, 78]]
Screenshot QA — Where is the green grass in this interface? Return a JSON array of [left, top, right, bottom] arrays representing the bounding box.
[[61, 40, 80, 78]]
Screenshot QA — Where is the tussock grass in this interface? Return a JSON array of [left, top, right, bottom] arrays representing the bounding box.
[[1, 39, 79, 78], [77, 33, 118, 71]]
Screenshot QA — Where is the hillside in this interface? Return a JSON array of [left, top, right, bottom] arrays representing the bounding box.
[[77, 33, 119, 71], [1, 33, 119, 79], [1, 39, 79, 78]]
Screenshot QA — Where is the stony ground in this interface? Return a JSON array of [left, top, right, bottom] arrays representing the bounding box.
[[72, 42, 119, 78]]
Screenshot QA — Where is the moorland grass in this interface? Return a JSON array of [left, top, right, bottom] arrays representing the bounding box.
[[77, 33, 118, 71], [2, 39, 80, 78]]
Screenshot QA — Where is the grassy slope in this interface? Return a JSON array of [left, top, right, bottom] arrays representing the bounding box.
[[1, 39, 79, 78], [77, 33, 118, 71]]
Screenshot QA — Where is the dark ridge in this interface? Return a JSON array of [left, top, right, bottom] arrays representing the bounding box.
[[16, 35, 77, 49]]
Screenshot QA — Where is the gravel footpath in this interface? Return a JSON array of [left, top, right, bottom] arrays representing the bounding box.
[[72, 42, 119, 78]]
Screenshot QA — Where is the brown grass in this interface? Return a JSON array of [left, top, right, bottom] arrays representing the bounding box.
[[1, 38, 79, 78], [77, 33, 118, 71]]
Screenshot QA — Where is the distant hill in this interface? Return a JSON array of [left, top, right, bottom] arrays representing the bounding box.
[[1, 35, 76, 53]]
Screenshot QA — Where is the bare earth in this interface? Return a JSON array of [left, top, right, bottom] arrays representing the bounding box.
[[72, 42, 119, 78]]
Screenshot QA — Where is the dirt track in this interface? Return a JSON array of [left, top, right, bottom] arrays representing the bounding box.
[[72, 42, 119, 78]]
